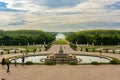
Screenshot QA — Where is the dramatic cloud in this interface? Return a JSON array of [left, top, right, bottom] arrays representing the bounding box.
[[0, 0, 120, 32]]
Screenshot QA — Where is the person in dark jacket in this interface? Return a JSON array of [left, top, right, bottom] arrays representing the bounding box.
[[14, 56, 17, 67], [22, 56, 25, 66], [2, 58, 5, 67], [6, 60, 10, 73]]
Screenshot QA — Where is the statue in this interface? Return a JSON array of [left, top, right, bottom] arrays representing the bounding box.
[[59, 46, 64, 54]]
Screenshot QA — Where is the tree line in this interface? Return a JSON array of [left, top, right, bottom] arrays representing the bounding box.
[[66, 30, 120, 45], [0, 30, 56, 46]]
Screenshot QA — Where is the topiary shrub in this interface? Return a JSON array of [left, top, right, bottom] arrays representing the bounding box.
[[69, 62, 77, 65], [25, 61, 33, 65], [110, 60, 119, 64], [45, 43, 52, 51], [91, 61, 99, 65], [45, 61, 55, 65], [93, 48, 95, 52], [85, 48, 88, 52], [113, 50, 115, 53]]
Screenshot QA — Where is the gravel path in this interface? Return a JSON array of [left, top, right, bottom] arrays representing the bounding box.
[[0, 65, 120, 80]]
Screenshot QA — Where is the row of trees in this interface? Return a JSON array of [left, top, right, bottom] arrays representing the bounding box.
[[0, 30, 56, 46], [66, 30, 120, 45]]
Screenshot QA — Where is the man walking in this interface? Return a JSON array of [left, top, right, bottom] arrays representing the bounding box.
[[6, 60, 10, 73], [22, 56, 25, 66]]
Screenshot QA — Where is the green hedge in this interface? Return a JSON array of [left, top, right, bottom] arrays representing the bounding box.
[[45, 61, 55, 65], [91, 61, 99, 65], [69, 62, 77, 65], [25, 61, 33, 65], [45, 43, 52, 51], [70, 43, 77, 51], [110, 60, 120, 64]]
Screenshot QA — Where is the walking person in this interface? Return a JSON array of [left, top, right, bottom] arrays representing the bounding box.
[[22, 56, 25, 66], [2, 58, 5, 67], [14, 56, 17, 67], [6, 60, 10, 73]]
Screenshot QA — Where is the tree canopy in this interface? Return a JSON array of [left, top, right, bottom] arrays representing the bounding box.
[[0, 30, 56, 46], [66, 30, 120, 45]]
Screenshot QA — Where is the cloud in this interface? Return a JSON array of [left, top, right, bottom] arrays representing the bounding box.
[[0, 0, 120, 32], [42, 0, 83, 8], [106, 1, 120, 10], [7, 20, 26, 26], [0, 2, 23, 12]]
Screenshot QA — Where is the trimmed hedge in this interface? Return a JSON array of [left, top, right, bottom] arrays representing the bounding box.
[[25, 61, 33, 65], [45, 43, 52, 51], [69, 62, 77, 65], [110, 60, 119, 64], [70, 43, 77, 51], [45, 61, 55, 65], [91, 61, 99, 65]]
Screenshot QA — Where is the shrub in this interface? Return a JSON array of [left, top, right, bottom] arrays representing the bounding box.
[[25, 61, 33, 65], [80, 48, 83, 51], [91, 61, 99, 65], [113, 50, 115, 53], [93, 48, 95, 52], [45, 61, 55, 65], [14, 50, 17, 53], [70, 43, 77, 51], [45, 43, 52, 51], [106, 49, 108, 53], [7, 50, 10, 54], [69, 62, 77, 65], [110, 60, 119, 64], [85, 48, 88, 52]]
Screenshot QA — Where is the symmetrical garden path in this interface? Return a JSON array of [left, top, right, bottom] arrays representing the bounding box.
[[46, 45, 75, 53]]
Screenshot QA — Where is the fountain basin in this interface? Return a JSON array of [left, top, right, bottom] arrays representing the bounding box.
[[76, 54, 111, 64], [10, 54, 111, 64]]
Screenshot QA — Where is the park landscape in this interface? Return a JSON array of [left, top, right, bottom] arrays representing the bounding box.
[[0, 0, 120, 80], [0, 30, 120, 80]]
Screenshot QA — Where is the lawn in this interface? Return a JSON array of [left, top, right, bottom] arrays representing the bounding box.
[[53, 39, 68, 45]]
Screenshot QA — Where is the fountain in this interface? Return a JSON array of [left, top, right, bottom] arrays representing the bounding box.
[[9, 46, 111, 64], [45, 46, 77, 63]]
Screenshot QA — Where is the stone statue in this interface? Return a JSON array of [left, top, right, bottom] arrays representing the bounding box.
[[59, 46, 64, 54]]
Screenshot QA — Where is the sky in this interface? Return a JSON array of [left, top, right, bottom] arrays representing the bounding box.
[[0, 0, 120, 32]]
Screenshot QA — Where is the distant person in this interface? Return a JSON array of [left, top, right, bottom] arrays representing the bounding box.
[[100, 50, 102, 56], [22, 56, 25, 66], [6, 60, 10, 73], [2, 58, 5, 67], [14, 56, 17, 67]]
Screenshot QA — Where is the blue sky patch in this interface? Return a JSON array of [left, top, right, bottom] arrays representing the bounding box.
[[0, 2, 23, 12], [106, 1, 120, 10], [42, 0, 83, 8]]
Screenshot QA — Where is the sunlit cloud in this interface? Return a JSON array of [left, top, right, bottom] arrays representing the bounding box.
[[0, 0, 120, 32]]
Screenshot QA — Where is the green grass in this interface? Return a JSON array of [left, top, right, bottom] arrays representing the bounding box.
[[53, 40, 68, 45], [0, 46, 42, 54], [78, 45, 120, 53]]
